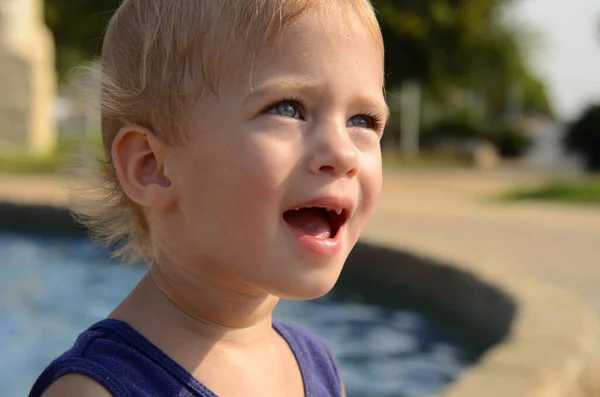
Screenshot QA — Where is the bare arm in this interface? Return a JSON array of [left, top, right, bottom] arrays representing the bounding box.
[[41, 374, 114, 397]]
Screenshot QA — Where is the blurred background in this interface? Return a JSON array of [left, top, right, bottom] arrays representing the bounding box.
[[0, 1, 599, 397]]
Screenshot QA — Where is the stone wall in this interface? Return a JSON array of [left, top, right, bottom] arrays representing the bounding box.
[[356, 237, 600, 397], [0, 0, 56, 155]]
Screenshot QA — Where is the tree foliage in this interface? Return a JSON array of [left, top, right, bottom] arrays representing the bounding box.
[[373, 0, 552, 116], [44, 0, 119, 81]]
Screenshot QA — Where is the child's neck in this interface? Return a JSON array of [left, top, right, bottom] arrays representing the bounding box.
[[109, 264, 280, 347]]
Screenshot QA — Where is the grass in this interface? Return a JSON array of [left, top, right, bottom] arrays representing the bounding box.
[[501, 177, 600, 205], [0, 152, 64, 174]]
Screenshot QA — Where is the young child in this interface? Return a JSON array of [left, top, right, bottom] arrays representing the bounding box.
[[30, 0, 388, 396]]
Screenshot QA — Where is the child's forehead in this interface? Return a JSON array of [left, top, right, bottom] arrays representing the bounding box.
[[265, 5, 377, 48], [194, 7, 382, 102], [212, 19, 385, 110], [246, 9, 381, 69]]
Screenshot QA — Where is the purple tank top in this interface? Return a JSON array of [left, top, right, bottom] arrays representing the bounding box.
[[29, 319, 343, 397]]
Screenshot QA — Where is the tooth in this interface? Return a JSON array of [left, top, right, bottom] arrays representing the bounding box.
[[336, 209, 343, 215]]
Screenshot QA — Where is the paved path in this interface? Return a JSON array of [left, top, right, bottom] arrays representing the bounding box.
[[0, 174, 71, 206], [1, 169, 599, 312], [364, 169, 600, 313]]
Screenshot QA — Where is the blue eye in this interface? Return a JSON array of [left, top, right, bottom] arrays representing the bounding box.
[[347, 115, 374, 129], [267, 101, 302, 119]]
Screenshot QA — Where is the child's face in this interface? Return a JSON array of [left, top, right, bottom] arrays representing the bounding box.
[[162, 7, 387, 299]]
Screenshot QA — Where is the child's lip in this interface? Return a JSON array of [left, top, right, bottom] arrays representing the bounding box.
[[281, 195, 354, 257], [282, 219, 345, 257]]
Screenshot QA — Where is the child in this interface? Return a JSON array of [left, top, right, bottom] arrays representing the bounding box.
[[30, 0, 388, 396]]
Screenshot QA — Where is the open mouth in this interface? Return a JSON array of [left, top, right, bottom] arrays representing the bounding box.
[[283, 207, 349, 239]]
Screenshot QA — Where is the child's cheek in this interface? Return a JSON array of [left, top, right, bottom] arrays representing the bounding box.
[[237, 139, 295, 205], [357, 152, 383, 224]]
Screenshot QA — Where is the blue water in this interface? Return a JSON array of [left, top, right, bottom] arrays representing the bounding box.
[[0, 233, 471, 397]]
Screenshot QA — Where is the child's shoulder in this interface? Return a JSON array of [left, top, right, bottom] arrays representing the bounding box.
[[33, 373, 114, 397], [29, 319, 131, 397], [29, 319, 208, 397]]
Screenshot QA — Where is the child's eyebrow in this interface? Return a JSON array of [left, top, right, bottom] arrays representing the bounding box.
[[243, 78, 322, 105]]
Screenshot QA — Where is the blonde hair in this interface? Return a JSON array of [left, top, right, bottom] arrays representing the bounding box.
[[71, 0, 384, 263]]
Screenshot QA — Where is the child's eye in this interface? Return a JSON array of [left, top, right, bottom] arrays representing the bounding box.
[[347, 114, 381, 131], [267, 101, 302, 119]]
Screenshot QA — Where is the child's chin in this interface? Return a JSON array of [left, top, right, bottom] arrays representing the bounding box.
[[274, 277, 339, 301]]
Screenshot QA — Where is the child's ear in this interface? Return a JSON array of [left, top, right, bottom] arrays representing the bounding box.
[[111, 124, 176, 209]]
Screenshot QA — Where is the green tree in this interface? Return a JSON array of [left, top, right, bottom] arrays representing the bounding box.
[[373, 0, 552, 117], [44, 0, 118, 81]]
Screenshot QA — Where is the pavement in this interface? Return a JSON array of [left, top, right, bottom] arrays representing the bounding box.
[[363, 168, 600, 314]]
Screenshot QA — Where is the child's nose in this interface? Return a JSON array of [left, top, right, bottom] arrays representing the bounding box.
[[307, 122, 360, 178]]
